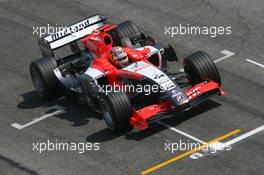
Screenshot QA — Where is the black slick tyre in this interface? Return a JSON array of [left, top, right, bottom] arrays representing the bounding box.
[[100, 91, 133, 133], [183, 50, 221, 85], [30, 57, 60, 99]]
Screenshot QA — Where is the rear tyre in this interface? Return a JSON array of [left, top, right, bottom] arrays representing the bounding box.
[[117, 20, 140, 38], [183, 51, 221, 85], [30, 57, 61, 99], [100, 91, 133, 133], [111, 20, 140, 46]]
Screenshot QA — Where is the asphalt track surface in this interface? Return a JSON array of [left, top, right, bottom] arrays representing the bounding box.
[[0, 0, 264, 175]]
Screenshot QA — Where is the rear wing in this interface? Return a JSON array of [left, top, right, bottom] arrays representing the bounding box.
[[38, 14, 106, 57]]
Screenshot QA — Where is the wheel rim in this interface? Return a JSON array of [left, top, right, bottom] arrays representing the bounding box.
[[31, 69, 45, 97], [101, 100, 114, 129]]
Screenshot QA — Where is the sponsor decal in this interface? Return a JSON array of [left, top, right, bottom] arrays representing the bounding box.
[[159, 79, 170, 84], [51, 19, 90, 41], [153, 74, 165, 79], [187, 86, 201, 99]]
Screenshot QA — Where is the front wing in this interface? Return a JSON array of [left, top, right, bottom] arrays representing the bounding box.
[[130, 80, 223, 130]]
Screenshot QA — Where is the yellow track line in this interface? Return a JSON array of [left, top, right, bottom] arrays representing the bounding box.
[[141, 129, 241, 175]]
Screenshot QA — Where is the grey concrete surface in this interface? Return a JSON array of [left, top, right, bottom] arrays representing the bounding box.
[[0, 0, 263, 175]]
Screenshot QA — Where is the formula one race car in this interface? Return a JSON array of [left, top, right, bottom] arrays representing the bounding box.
[[30, 14, 224, 132]]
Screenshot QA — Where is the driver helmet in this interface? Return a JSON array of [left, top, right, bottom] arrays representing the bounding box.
[[110, 46, 129, 67]]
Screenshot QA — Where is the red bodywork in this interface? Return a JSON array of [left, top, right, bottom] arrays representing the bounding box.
[[82, 25, 151, 89], [130, 81, 223, 130], [81, 24, 224, 131]]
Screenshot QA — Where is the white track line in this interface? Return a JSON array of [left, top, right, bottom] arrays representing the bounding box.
[[190, 125, 264, 159], [246, 59, 264, 69], [11, 105, 65, 130], [158, 121, 226, 156], [224, 125, 264, 147], [214, 50, 235, 63], [179, 50, 235, 72], [157, 121, 207, 144], [203, 125, 264, 153]]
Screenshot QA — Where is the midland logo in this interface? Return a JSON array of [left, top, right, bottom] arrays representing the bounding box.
[[51, 19, 90, 41]]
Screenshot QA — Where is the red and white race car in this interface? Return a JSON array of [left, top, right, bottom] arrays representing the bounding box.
[[30, 14, 224, 132]]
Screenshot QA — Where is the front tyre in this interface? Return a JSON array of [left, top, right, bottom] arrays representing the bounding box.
[[100, 92, 133, 133], [183, 50, 221, 85], [30, 57, 61, 99]]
